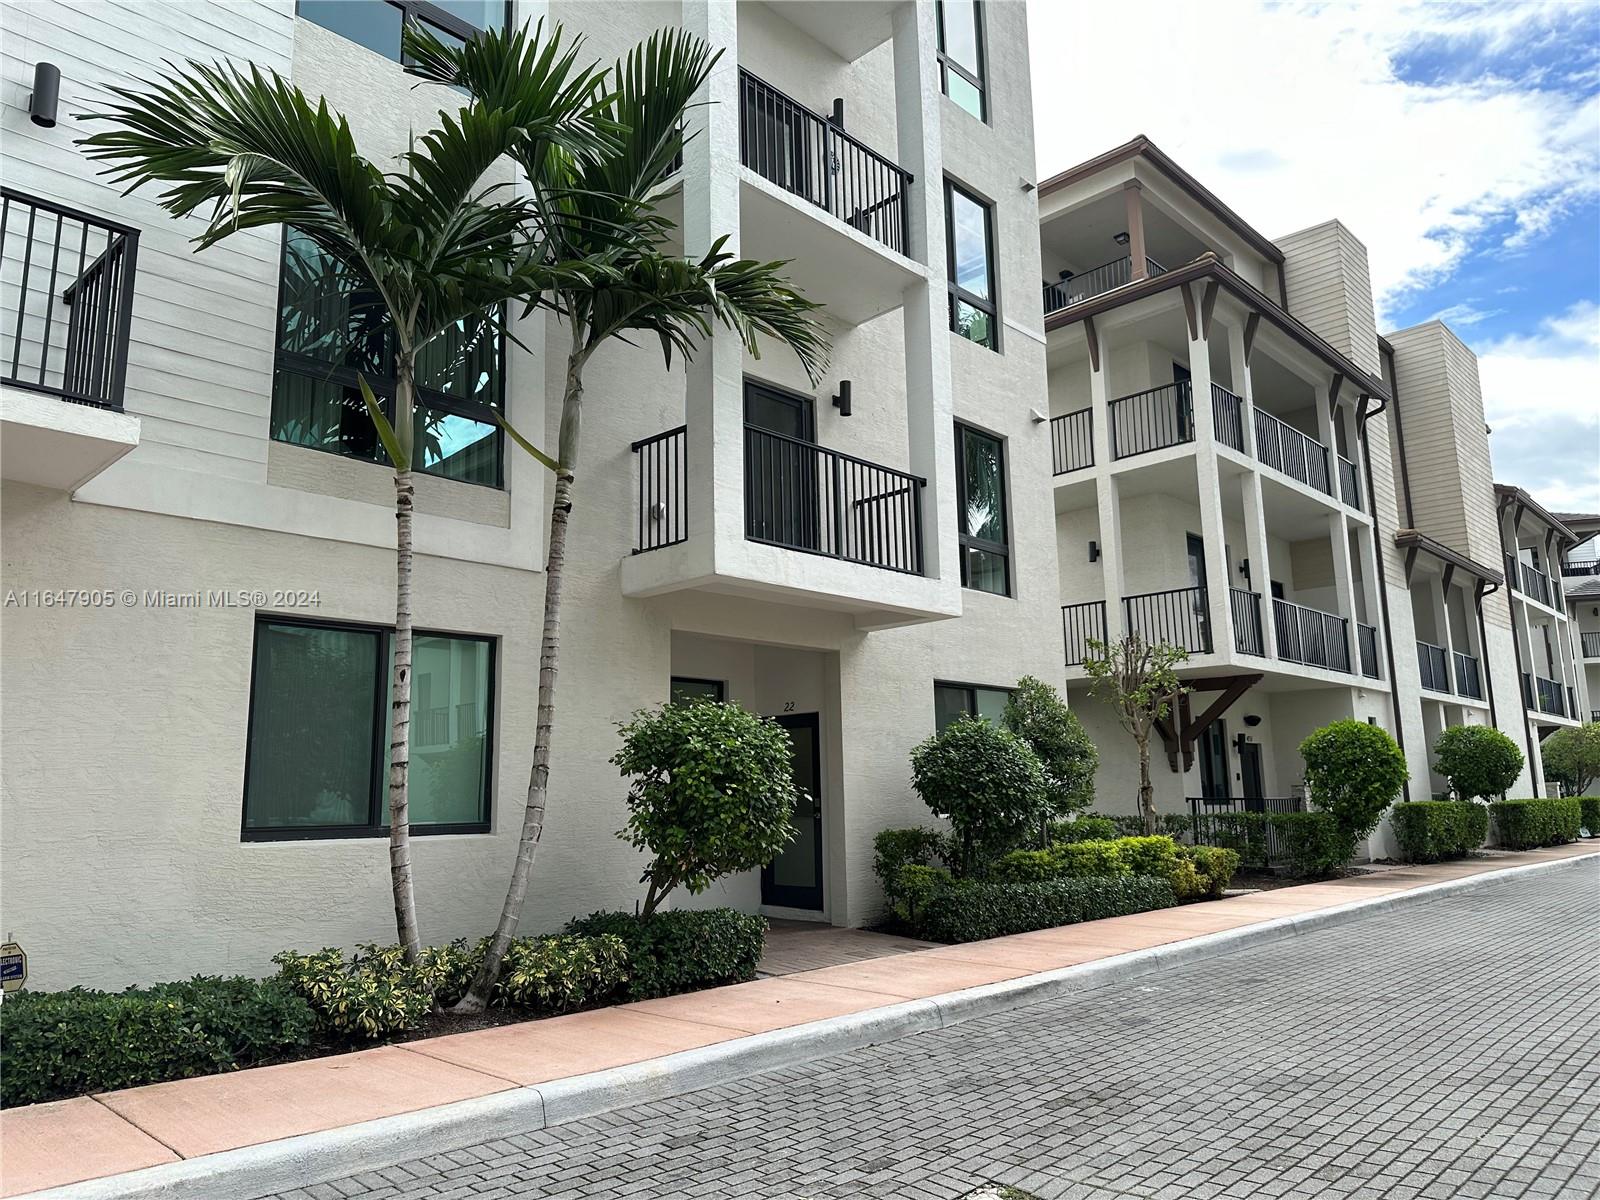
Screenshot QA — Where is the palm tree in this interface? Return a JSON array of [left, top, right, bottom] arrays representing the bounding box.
[[407, 25, 830, 1011], [78, 29, 612, 962]]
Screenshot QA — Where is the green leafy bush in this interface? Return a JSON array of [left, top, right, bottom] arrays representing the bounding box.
[[873, 827, 953, 918], [1002, 676, 1098, 833], [1300, 720, 1409, 860], [894, 863, 952, 921], [1432, 726, 1524, 801], [612, 699, 801, 914], [911, 875, 1176, 943], [0, 977, 314, 1107], [1189, 811, 1268, 867], [1054, 838, 1131, 878], [1579, 796, 1600, 837], [910, 717, 1049, 874], [1489, 798, 1582, 849], [1050, 816, 1119, 843], [1390, 800, 1489, 863], [1543, 725, 1599, 798], [1094, 811, 1193, 840], [273, 945, 436, 1038], [1269, 811, 1349, 878], [493, 935, 628, 1012], [991, 848, 1062, 883], [1182, 845, 1240, 898], [566, 908, 765, 1000]]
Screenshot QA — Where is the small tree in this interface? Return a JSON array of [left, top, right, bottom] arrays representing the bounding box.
[[1300, 720, 1408, 859], [1541, 723, 1600, 797], [612, 700, 800, 916], [1433, 725, 1524, 801], [1002, 676, 1097, 843], [909, 717, 1048, 875], [1083, 636, 1188, 836]]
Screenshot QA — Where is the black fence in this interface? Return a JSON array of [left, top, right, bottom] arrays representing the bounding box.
[[1062, 600, 1107, 667], [1042, 255, 1166, 313], [1109, 381, 1193, 460], [1453, 651, 1483, 700], [739, 70, 911, 256], [1050, 408, 1093, 474], [2, 188, 140, 410], [1229, 587, 1265, 656], [1417, 640, 1450, 693], [631, 425, 688, 553], [1212, 384, 1246, 452], [1357, 622, 1380, 679], [1255, 409, 1332, 496], [1274, 599, 1350, 672], [1187, 794, 1307, 870], [1338, 455, 1361, 510], [1124, 585, 1212, 654]]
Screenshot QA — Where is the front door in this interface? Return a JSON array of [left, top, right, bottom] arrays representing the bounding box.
[[1199, 718, 1230, 802], [762, 712, 824, 911], [1238, 739, 1265, 812], [744, 380, 821, 554], [1186, 533, 1211, 650]]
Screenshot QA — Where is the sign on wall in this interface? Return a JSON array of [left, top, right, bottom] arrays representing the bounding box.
[[0, 942, 26, 993]]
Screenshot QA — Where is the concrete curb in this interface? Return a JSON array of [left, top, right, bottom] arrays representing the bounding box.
[[29, 851, 1597, 1200]]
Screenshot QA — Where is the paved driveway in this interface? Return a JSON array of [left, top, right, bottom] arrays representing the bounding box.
[[271, 864, 1599, 1200]]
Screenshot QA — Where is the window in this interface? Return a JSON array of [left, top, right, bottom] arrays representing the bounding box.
[[244, 617, 494, 838], [272, 229, 504, 486], [936, 0, 986, 121], [956, 423, 1010, 595], [934, 681, 1011, 731], [671, 677, 725, 704], [945, 181, 998, 350], [298, 1, 506, 62]]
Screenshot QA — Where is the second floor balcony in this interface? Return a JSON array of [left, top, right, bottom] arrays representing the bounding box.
[[1416, 641, 1483, 701], [1506, 553, 1560, 609], [1581, 631, 1600, 661], [1042, 255, 1167, 315], [1523, 673, 1575, 720], [1273, 597, 1351, 673]]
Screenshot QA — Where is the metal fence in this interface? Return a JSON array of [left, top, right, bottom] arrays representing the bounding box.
[[1274, 598, 1350, 671], [1061, 600, 1107, 667], [1041, 255, 1167, 313], [631, 425, 688, 553], [1212, 384, 1246, 452], [1124, 585, 1212, 654], [1254, 408, 1332, 496], [1050, 408, 1093, 474], [1109, 381, 1193, 460], [1229, 587, 1265, 656]]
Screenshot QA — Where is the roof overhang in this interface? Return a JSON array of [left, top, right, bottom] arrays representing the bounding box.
[[1394, 529, 1504, 587], [1495, 483, 1578, 544]]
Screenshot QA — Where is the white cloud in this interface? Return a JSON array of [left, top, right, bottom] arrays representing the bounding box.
[[1026, 0, 1599, 323]]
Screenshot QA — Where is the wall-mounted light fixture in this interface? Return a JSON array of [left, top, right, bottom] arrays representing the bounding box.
[[30, 62, 60, 129], [1113, 231, 1130, 246], [1088, 540, 1100, 563], [831, 380, 852, 417], [1243, 714, 1262, 728]]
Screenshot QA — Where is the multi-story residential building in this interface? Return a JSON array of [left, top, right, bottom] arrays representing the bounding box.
[[1564, 530, 1600, 730], [0, 0, 1057, 990]]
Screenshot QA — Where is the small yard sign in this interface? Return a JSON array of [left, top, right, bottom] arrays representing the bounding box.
[[0, 942, 26, 992]]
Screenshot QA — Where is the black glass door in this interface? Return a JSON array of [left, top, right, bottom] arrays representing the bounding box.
[[745, 380, 821, 554], [1199, 719, 1230, 802], [1187, 533, 1211, 650], [1239, 738, 1265, 812], [762, 712, 824, 911]]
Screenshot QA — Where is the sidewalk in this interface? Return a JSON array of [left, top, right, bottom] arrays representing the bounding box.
[[5, 843, 1596, 1198]]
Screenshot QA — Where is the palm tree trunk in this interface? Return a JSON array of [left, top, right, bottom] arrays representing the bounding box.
[[455, 335, 587, 1013], [389, 360, 423, 962]]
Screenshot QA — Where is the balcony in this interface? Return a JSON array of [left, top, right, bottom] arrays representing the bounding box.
[[1062, 599, 1107, 666], [1453, 651, 1483, 701], [1273, 598, 1350, 672], [1042, 255, 1167, 315], [1507, 553, 1558, 608], [0, 189, 141, 489], [1357, 622, 1380, 679], [1254, 409, 1333, 497], [1212, 384, 1245, 454], [1582, 631, 1600, 660], [1525, 673, 1569, 718], [1338, 455, 1361, 511], [1050, 408, 1094, 475], [1109, 381, 1192, 460], [1124, 585, 1212, 655], [1417, 640, 1450, 694], [1229, 587, 1265, 656]]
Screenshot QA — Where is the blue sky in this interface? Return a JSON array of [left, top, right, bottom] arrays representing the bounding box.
[[1029, 0, 1600, 512]]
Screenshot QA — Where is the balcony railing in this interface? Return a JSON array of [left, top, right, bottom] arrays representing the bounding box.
[[1230, 587, 1265, 656], [1124, 585, 1211, 655], [744, 425, 924, 575], [1041, 255, 1167, 314], [738, 70, 911, 256], [1357, 622, 1380, 679], [1417, 640, 1450, 693], [1050, 408, 1093, 475], [1062, 600, 1107, 667], [1338, 455, 1361, 511], [1564, 561, 1600, 577], [1254, 409, 1332, 496], [1582, 631, 1600, 660], [1212, 384, 1245, 453], [1109, 381, 1193, 460], [1273, 598, 1350, 672], [1, 189, 140, 410], [1453, 651, 1483, 701], [1187, 795, 1306, 870], [1530, 674, 1566, 717], [1507, 553, 1556, 607], [631, 425, 688, 553]]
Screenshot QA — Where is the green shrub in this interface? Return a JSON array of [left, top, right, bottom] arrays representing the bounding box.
[[910, 717, 1049, 873], [273, 945, 437, 1038], [1432, 725, 1524, 801], [1053, 838, 1131, 878], [1094, 812, 1192, 839], [894, 863, 952, 920], [0, 977, 314, 1107], [1002, 676, 1098, 833], [911, 875, 1176, 943], [494, 935, 629, 1013], [1116, 835, 1177, 879], [1182, 845, 1240, 898], [991, 848, 1062, 883], [873, 827, 951, 917], [1390, 800, 1489, 863], [566, 908, 765, 1000], [1537, 725, 1599, 798], [1190, 811, 1268, 867], [1579, 797, 1600, 837], [1269, 811, 1348, 878], [1489, 798, 1582, 849], [1300, 720, 1408, 861], [1050, 815, 1119, 843]]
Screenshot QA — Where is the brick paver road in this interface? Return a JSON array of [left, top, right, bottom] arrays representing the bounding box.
[[274, 865, 1600, 1200]]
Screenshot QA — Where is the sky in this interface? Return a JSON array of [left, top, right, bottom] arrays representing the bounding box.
[[1027, 0, 1600, 515]]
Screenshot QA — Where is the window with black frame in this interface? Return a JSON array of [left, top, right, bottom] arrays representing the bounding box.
[[934, 681, 1011, 731], [243, 616, 494, 838], [935, 0, 987, 121], [271, 229, 505, 487], [296, 1, 507, 62], [945, 181, 998, 350], [956, 422, 1010, 595]]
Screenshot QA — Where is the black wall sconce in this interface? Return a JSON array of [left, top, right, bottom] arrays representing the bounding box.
[[1088, 540, 1100, 563], [831, 380, 852, 417], [1113, 231, 1130, 246], [1243, 714, 1262, 728], [30, 62, 60, 129]]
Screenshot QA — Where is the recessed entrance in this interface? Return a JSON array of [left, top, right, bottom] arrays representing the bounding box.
[[762, 712, 824, 911]]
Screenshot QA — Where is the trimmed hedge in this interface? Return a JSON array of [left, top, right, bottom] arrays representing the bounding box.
[[1186, 845, 1240, 898], [1050, 816, 1119, 843], [0, 977, 314, 1107], [911, 875, 1177, 943], [1489, 798, 1582, 849], [566, 908, 766, 1000], [1578, 796, 1600, 837], [1390, 801, 1489, 863], [1270, 811, 1349, 878]]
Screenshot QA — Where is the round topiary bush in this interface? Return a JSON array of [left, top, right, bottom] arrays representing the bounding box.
[[1432, 724, 1524, 801], [1299, 719, 1409, 862], [910, 716, 1048, 875], [1002, 676, 1097, 836]]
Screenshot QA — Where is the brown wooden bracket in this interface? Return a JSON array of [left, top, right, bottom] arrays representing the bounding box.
[[1178, 692, 1196, 772], [1178, 674, 1261, 771], [1084, 314, 1101, 373], [1327, 373, 1344, 419], [1441, 562, 1455, 598], [1242, 311, 1260, 367], [1180, 282, 1199, 341], [1200, 280, 1220, 339], [1403, 544, 1418, 586], [1154, 712, 1179, 772]]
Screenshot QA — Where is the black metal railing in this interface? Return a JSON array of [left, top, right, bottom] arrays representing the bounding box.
[[1212, 384, 1246, 453], [631, 425, 688, 553], [1254, 409, 1332, 496], [1357, 622, 1380, 678], [1124, 585, 1211, 654], [1109, 381, 1193, 460], [1582, 631, 1600, 659], [1453, 651, 1483, 700], [1, 189, 140, 410], [1273, 598, 1350, 672], [1188, 794, 1306, 870], [738, 70, 912, 256], [1062, 600, 1107, 667], [1230, 587, 1264, 656], [1508, 553, 1555, 607], [1041, 255, 1167, 314], [1564, 561, 1600, 577], [1050, 408, 1094, 475], [1417, 640, 1450, 693], [1533, 675, 1566, 717], [744, 425, 924, 575], [1338, 455, 1361, 510]]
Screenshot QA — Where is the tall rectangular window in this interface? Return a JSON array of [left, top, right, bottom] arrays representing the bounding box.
[[956, 423, 1010, 595], [244, 617, 494, 838], [272, 229, 504, 486], [298, 1, 506, 62], [934, 682, 1011, 731], [936, 0, 986, 121], [945, 181, 998, 350]]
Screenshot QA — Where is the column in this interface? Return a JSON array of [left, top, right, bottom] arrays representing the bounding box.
[[1351, 523, 1384, 677], [1330, 513, 1361, 673], [1124, 181, 1148, 280], [1098, 473, 1126, 642], [1240, 473, 1277, 661], [1184, 321, 1233, 657]]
